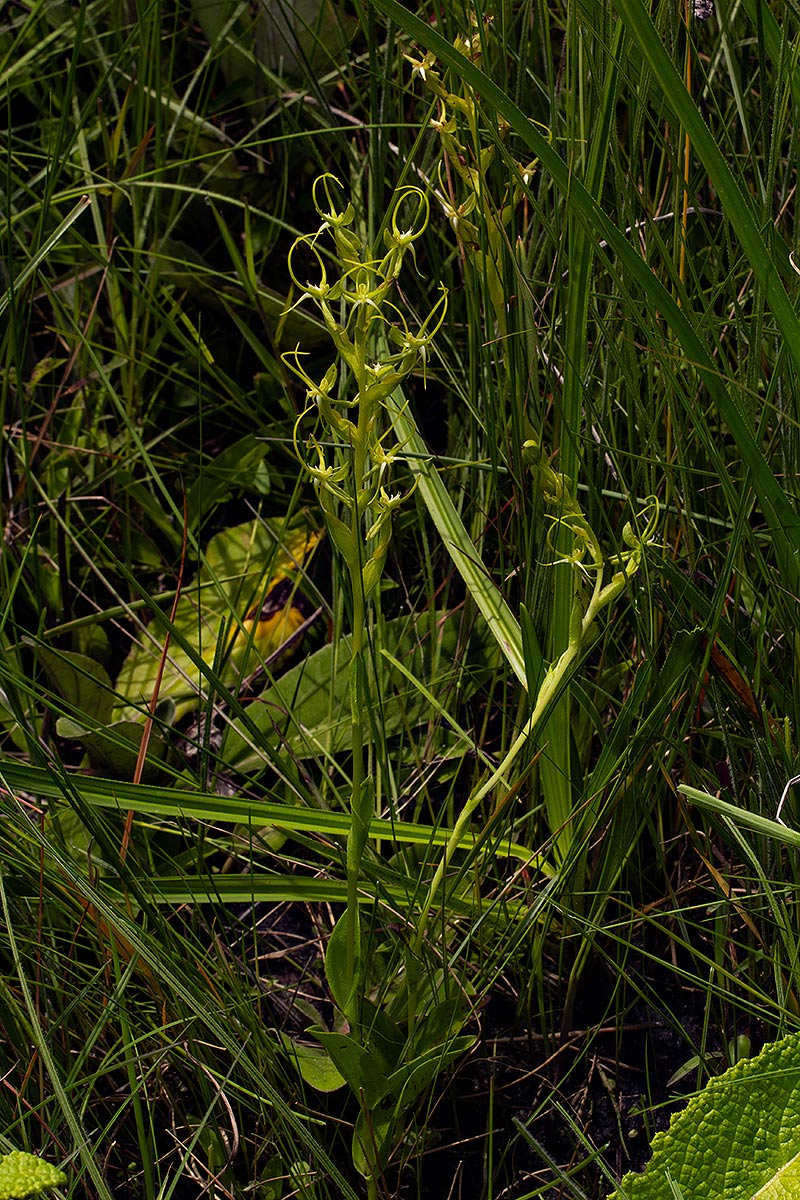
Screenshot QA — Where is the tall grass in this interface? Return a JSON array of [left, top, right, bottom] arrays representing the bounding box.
[[2, 0, 800, 1195]]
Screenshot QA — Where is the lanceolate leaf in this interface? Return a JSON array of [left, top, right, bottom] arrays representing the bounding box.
[[679, 786, 800, 851], [222, 611, 494, 766], [0, 195, 91, 318], [384, 378, 527, 689], [611, 1032, 800, 1199]]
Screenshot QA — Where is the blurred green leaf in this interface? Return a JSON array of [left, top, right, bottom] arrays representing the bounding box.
[[33, 645, 114, 726], [0, 1150, 66, 1200], [256, 0, 358, 81], [388, 1034, 475, 1112], [55, 717, 171, 781], [186, 436, 270, 527]]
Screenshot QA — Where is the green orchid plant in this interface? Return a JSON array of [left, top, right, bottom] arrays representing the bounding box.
[[283, 176, 454, 1192], [284, 175, 447, 1031], [402, 438, 659, 1024]]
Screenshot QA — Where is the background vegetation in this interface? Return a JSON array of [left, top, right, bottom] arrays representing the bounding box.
[[2, 0, 800, 1196]]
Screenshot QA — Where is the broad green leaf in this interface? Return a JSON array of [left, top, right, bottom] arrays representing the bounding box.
[[55, 718, 171, 782], [309, 1028, 391, 1108], [407, 997, 473, 1059], [113, 516, 318, 725], [277, 1033, 345, 1093], [258, 1155, 287, 1200], [359, 999, 405, 1071], [45, 795, 102, 869], [33, 646, 113, 725], [759, 1153, 800, 1200], [220, 632, 360, 767], [189, 0, 261, 95], [352, 1103, 395, 1180], [387, 1035, 475, 1112], [221, 611, 491, 767], [256, 0, 357, 80], [185, 436, 270, 528], [280, 1003, 405, 1105], [611, 1031, 800, 1199], [325, 910, 357, 1016]]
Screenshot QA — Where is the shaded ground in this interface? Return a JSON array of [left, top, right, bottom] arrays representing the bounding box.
[[189, 886, 742, 1199]]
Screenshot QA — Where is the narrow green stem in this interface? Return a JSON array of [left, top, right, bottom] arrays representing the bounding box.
[[343, 311, 374, 1028], [345, 562, 366, 1027]]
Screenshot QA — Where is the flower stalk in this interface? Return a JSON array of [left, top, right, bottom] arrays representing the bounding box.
[[406, 15, 545, 339], [406, 439, 658, 1027]]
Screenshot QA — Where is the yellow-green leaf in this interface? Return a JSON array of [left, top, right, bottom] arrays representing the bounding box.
[[114, 516, 318, 724]]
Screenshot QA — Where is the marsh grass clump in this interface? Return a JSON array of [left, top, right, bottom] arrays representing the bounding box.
[[4, 1, 800, 1197]]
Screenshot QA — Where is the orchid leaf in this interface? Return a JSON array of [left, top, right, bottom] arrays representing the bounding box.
[[309, 1028, 391, 1109], [33, 646, 113, 726], [277, 1034, 346, 1094]]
